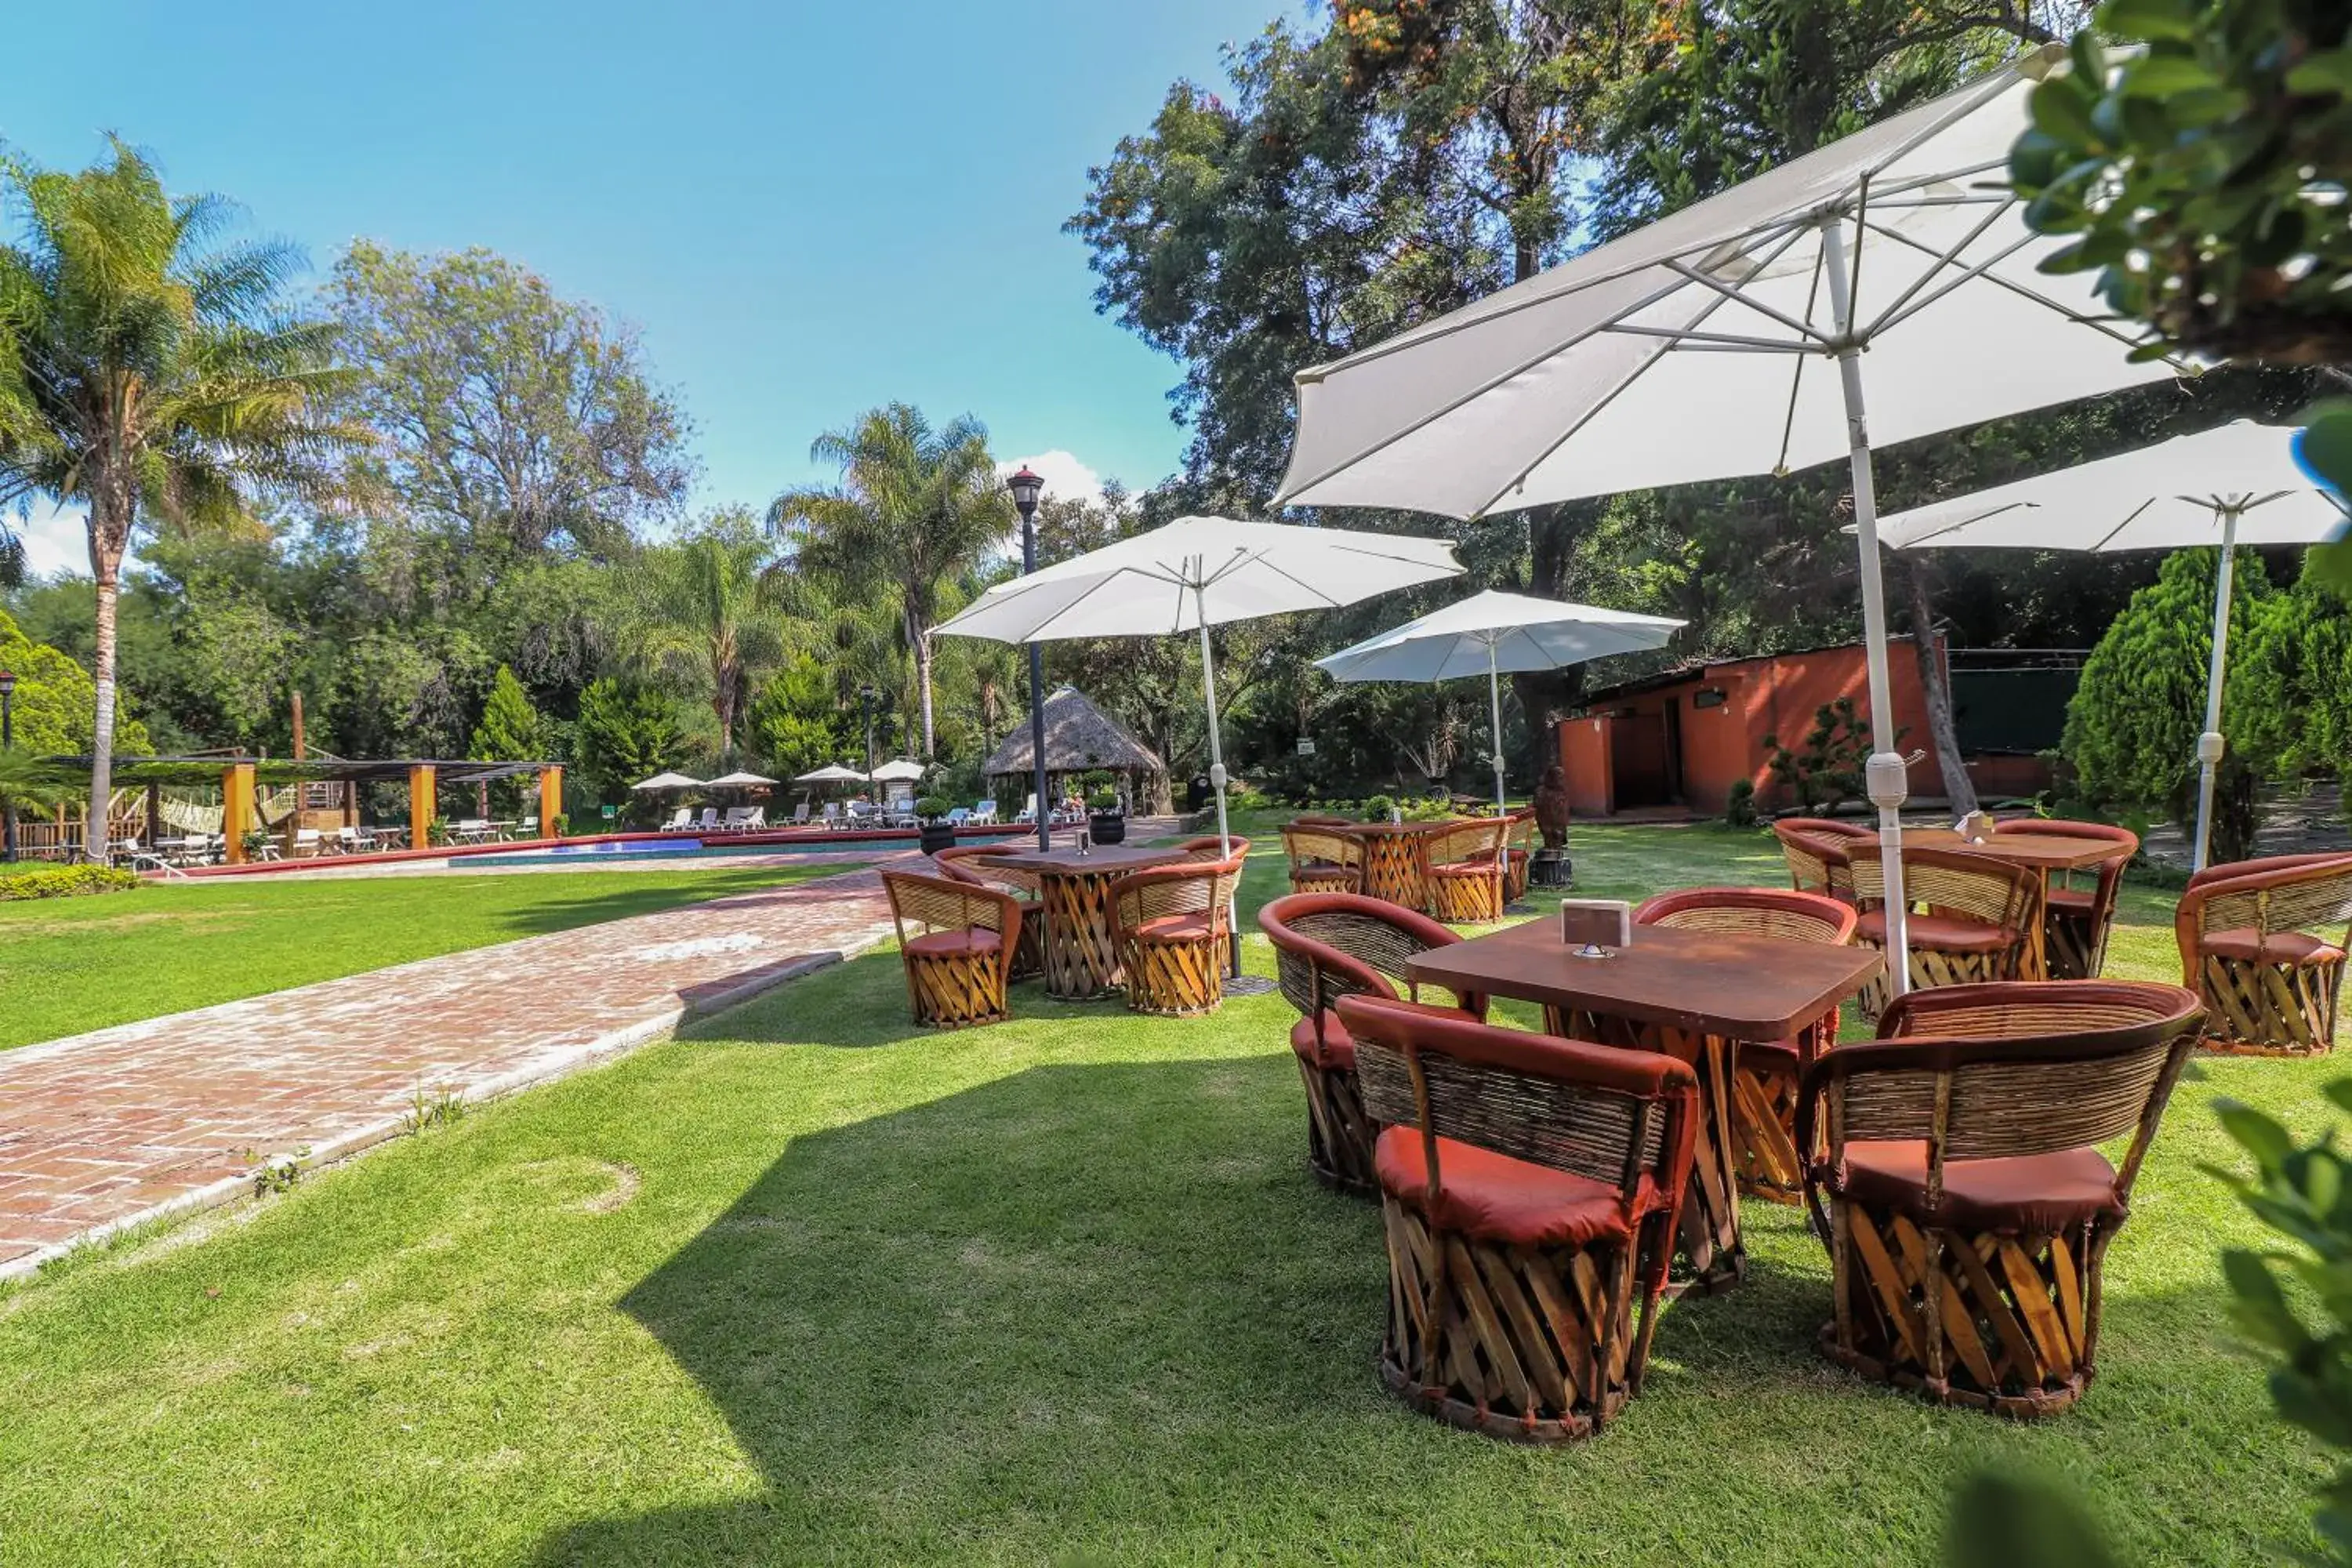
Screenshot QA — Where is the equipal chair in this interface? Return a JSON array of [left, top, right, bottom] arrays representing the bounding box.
[[1109, 856, 1245, 1016], [933, 844, 1045, 981], [1178, 834, 1250, 862], [1502, 810, 1538, 904], [2175, 851, 2352, 1054], [1632, 886, 1859, 1204], [1419, 818, 1509, 924], [1335, 994, 1700, 1443], [1259, 893, 1489, 1195], [1281, 822, 1365, 896], [1995, 818, 2137, 980], [1850, 847, 2041, 1017], [1772, 817, 1869, 903], [880, 869, 1024, 1029], [1798, 979, 2203, 1417]]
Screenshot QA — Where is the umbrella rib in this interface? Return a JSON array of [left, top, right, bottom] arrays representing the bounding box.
[[1276, 270, 1701, 506], [1601, 323, 1812, 352], [1459, 222, 1817, 522], [1857, 194, 2021, 337], [1775, 238, 1831, 474], [1856, 218, 2194, 365], [1663, 259, 1834, 344], [2088, 496, 2158, 551]]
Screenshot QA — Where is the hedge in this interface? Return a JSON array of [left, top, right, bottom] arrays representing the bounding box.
[[0, 864, 142, 902]]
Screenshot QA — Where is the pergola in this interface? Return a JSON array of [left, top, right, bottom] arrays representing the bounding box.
[[41, 754, 562, 864]]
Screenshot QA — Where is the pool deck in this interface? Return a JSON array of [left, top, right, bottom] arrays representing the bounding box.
[[0, 858, 913, 1279]]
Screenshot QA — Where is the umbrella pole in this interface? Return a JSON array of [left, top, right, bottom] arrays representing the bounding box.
[[1196, 588, 1240, 979], [1487, 639, 1508, 815], [1823, 216, 1911, 998], [2191, 506, 2241, 873]]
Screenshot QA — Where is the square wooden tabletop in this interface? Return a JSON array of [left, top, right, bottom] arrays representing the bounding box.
[[985, 844, 1188, 874], [1406, 918, 1884, 1040]]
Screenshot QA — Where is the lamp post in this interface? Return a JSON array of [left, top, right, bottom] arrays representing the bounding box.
[[1006, 466, 1051, 851], [858, 684, 877, 779], [0, 668, 14, 863]]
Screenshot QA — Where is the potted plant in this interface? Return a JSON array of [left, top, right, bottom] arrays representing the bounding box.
[[1087, 786, 1125, 844], [914, 796, 955, 855], [1363, 794, 1399, 825]]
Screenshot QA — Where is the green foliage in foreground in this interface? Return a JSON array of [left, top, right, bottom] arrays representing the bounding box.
[[0, 861, 852, 1050], [0, 863, 138, 902], [0, 824, 2328, 1564]]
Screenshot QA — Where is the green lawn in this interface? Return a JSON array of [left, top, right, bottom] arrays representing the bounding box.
[[0, 821, 2328, 1563], [0, 860, 859, 1050]]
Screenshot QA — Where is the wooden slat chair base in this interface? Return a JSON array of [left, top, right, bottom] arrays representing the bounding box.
[[2195, 950, 2345, 1055], [1504, 850, 1530, 905], [1421, 819, 1511, 927], [1820, 1204, 2100, 1417], [1730, 1034, 1814, 1207], [2041, 900, 2103, 982], [902, 938, 1012, 1028], [1339, 995, 1700, 1444], [1377, 1201, 1642, 1442], [1428, 868, 1504, 924], [1799, 979, 2205, 1420], [1125, 929, 1226, 1017], [1295, 1048, 1379, 1196]]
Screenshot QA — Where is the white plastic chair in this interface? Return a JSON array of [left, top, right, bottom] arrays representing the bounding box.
[[659, 808, 694, 833], [970, 799, 997, 825]]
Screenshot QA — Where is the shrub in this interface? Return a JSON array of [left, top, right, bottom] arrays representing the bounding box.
[[1762, 697, 1879, 815], [0, 863, 140, 902], [913, 795, 950, 820], [1087, 787, 1120, 813], [1362, 793, 1397, 822], [1725, 777, 1758, 828]]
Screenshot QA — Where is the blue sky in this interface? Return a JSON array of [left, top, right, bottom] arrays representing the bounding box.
[[5, 0, 1301, 572]]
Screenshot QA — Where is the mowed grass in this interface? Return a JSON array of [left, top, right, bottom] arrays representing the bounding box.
[[0, 859, 858, 1049], [0, 821, 2331, 1564]]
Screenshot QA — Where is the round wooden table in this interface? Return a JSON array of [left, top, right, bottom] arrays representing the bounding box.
[[985, 843, 1188, 1000], [1341, 822, 1445, 913]]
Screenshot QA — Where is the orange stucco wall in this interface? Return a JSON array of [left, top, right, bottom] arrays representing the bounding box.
[[1559, 640, 1971, 816]]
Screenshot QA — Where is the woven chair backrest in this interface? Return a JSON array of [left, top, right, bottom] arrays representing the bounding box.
[[935, 845, 1040, 898], [1282, 825, 1363, 872], [2195, 855, 2352, 939], [1117, 860, 1241, 931], [1179, 835, 1249, 862], [1263, 900, 1431, 1015], [1340, 996, 1693, 1192], [1424, 818, 1508, 868], [1773, 821, 1853, 895], [1851, 846, 2034, 931], [883, 869, 1011, 936], [1635, 886, 1857, 946], [1819, 982, 2201, 1164]]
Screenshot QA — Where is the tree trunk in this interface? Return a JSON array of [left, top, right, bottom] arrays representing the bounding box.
[[85, 474, 132, 865], [1515, 497, 1600, 781], [913, 618, 936, 758], [1900, 559, 1978, 816]]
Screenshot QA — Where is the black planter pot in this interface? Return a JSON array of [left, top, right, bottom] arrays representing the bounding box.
[[1088, 812, 1127, 845], [918, 822, 956, 855]]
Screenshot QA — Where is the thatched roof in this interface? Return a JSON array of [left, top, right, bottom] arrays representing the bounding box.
[[982, 686, 1166, 778]]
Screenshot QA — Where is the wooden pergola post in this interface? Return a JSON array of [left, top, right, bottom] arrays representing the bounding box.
[[539, 767, 563, 840], [222, 763, 256, 865], [144, 782, 162, 851], [408, 764, 436, 851]]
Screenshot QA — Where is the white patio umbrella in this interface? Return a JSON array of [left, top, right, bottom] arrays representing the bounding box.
[[630, 771, 705, 792], [1315, 590, 1684, 811], [933, 515, 1463, 855], [868, 760, 930, 784], [1875, 420, 2350, 871], [706, 770, 778, 789], [793, 764, 869, 785], [1269, 42, 2194, 996]]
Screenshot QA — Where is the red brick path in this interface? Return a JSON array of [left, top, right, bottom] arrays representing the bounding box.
[[0, 866, 901, 1277]]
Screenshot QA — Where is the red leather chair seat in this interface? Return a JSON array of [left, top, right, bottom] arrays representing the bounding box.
[[1854, 909, 2012, 953], [904, 928, 1001, 958], [1289, 998, 1479, 1072], [1134, 913, 1215, 943], [1428, 862, 1493, 880], [2047, 886, 2096, 913], [2201, 927, 2347, 966], [1743, 1036, 1805, 1076], [1838, 1139, 2122, 1233], [1375, 1127, 1661, 1249]]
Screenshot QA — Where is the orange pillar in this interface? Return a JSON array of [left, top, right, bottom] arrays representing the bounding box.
[[539, 768, 563, 840], [222, 764, 256, 865], [408, 764, 436, 851]]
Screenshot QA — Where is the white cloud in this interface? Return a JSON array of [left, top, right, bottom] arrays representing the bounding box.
[[13, 500, 96, 579], [996, 450, 1104, 506]]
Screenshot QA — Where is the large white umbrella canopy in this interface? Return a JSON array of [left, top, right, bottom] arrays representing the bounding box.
[[935, 515, 1463, 852], [1877, 420, 2349, 869], [705, 770, 778, 788], [793, 764, 869, 785], [630, 771, 705, 792], [867, 760, 929, 784], [1269, 43, 2192, 996], [1316, 590, 1684, 810]]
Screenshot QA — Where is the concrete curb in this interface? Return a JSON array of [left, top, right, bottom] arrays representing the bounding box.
[[0, 926, 892, 1283]]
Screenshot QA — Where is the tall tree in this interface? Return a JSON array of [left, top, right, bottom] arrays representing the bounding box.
[[768, 404, 1007, 758], [329, 241, 694, 558], [0, 140, 357, 850], [621, 508, 786, 762]]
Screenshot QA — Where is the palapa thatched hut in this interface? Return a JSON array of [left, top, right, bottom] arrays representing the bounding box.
[[982, 685, 1169, 813]]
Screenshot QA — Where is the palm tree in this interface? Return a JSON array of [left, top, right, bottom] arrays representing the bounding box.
[[622, 510, 789, 760], [0, 140, 357, 850], [769, 404, 1009, 759]]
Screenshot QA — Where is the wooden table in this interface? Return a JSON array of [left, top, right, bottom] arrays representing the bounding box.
[[1341, 822, 1446, 912], [1859, 828, 2126, 979], [987, 844, 1187, 1000], [1406, 919, 1883, 1294]]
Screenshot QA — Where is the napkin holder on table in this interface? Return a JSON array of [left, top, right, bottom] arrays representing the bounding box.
[[1559, 898, 1632, 957]]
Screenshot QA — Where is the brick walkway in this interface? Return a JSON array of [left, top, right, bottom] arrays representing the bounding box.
[[0, 864, 903, 1278]]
